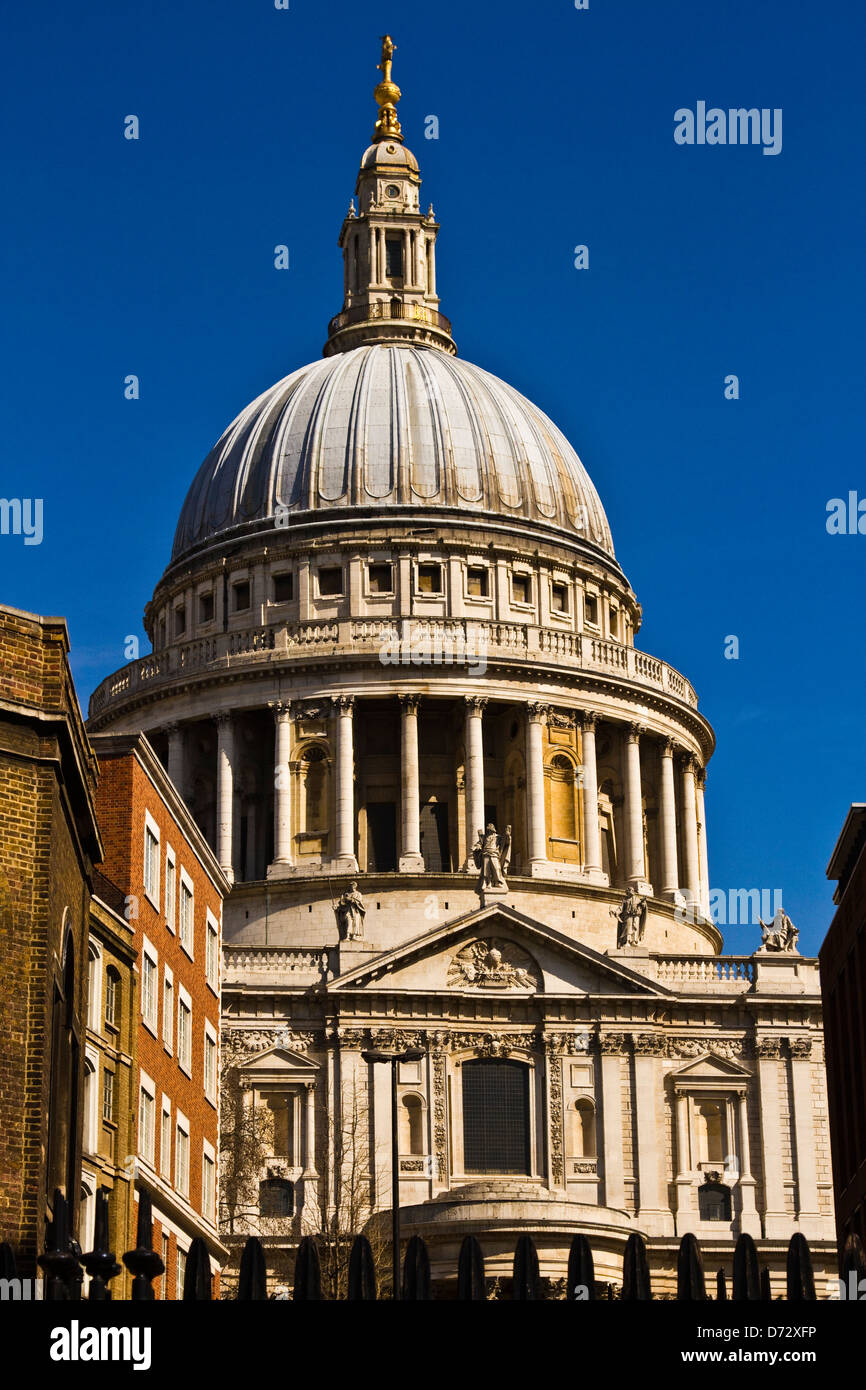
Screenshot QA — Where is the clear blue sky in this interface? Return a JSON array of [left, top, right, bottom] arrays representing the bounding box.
[[2, 0, 863, 954]]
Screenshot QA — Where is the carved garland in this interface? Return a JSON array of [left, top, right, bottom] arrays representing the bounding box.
[[549, 1053, 564, 1186]]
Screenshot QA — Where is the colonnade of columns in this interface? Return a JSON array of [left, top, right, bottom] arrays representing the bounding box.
[[164, 696, 710, 909]]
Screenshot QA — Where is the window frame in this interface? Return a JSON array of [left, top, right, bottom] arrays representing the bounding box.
[[178, 868, 194, 959], [160, 1095, 172, 1181], [415, 561, 443, 596], [175, 1113, 190, 1198], [139, 1072, 156, 1166], [510, 570, 533, 608], [177, 987, 193, 1077], [316, 564, 344, 598], [141, 937, 159, 1035], [203, 1022, 218, 1106], [205, 911, 219, 994], [143, 811, 161, 910], [202, 1140, 216, 1223], [165, 845, 176, 933], [162, 967, 174, 1055]]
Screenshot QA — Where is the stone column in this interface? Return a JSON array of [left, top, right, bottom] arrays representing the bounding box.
[[695, 768, 711, 917], [399, 694, 424, 871], [579, 713, 605, 883], [659, 738, 680, 900], [633, 1037, 672, 1235], [674, 1090, 695, 1231], [303, 1083, 317, 1177], [463, 697, 486, 867], [599, 1035, 626, 1210], [525, 702, 549, 873], [680, 756, 701, 908], [736, 1089, 761, 1236], [623, 724, 650, 891], [788, 1038, 820, 1225], [403, 228, 411, 288], [267, 702, 293, 873], [165, 722, 185, 800], [756, 1037, 788, 1238], [214, 712, 235, 885], [333, 696, 359, 872]]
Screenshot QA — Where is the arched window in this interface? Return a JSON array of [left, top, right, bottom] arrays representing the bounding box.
[[696, 1101, 724, 1164], [400, 1095, 424, 1156], [698, 1181, 732, 1222], [567, 1098, 597, 1158], [301, 745, 328, 835], [259, 1177, 294, 1218], [549, 754, 576, 841], [462, 1059, 531, 1175]]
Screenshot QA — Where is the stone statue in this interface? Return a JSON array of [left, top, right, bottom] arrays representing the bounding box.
[[335, 881, 366, 940], [474, 822, 510, 891], [759, 907, 799, 953], [611, 888, 647, 948]]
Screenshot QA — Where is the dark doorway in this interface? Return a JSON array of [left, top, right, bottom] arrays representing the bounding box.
[[462, 1059, 531, 1174], [420, 800, 450, 871], [366, 802, 397, 871], [484, 803, 498, 831]]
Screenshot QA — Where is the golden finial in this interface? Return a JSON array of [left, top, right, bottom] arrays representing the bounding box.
[[373, 34, 402, 143]]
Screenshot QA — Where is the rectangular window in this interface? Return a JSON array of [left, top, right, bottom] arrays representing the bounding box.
[[551, 582, 569, 613], [102, 1069, 114, 1123], [161, 1234, 170, 1297], [165, 848, 176, 931], [317, 565, 343, 597], [385, 237, 403, 277], [204, 1027, 217, 1102], [160, 1100, 172, 1181], [174, 606, 186, 637], [139, 1082, 155, 1164], [462, 1059, 531, 1175], [584, 593, 599, 626], [205, 915, 219, 992], [141, 945, 158, 1032], [417, 563, 442, 594], [179, 873, 194, 956], [104, 969, 118, 1028], [368, 562, 394, 595], [198, 591, 214, 623], [609, 605, 619, 638], [467, 566, 489, 598], [163, 972, 174, 1053], [273, 572, 294, 603], [178, 994, 192, 1074], [176, 1246, 187, 1298], [511, 573, 531, 605], [202, 1149, 215, 1222], [144, 816, 160, 907], [232, 581, 250, 612], [176, 1120, 189, 1197]]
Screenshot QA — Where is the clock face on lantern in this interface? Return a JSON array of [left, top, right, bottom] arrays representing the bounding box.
[[385, 184, 400, 198]]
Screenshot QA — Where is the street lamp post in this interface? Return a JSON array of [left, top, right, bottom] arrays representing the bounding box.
[[361, 1048, 425, 1300]]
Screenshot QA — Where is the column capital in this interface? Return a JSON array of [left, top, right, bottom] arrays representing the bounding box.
[[212, 711, 233, 730], [578, 710, 599, 733], [465, 695, 487, 715], [680, 752, 700, 776], [695, 765, 707, 789], [526, 701, 549, 724], [268, 700, 292, 722], [626, 721, 647, 743], [163, 720, 179, 736], [660, 736, 677, 758], [398, 693, 421, 714], [332, 694, 355, 714]]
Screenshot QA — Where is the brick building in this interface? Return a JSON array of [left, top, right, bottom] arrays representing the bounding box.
[[822, 804, 866, 1249], [0, 604, 102, 1274], [91, 732, 229, 1295], [82, 878, 138, 1297]]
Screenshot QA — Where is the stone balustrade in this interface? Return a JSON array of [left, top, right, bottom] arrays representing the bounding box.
[[222, 946, 332, 984], [88, 620, 698, 720]]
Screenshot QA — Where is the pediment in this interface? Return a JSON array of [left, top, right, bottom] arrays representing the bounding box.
[[668, 1052, 752, 1084], [329, 904, 671, 998], [239, 1045, 320, 1082]]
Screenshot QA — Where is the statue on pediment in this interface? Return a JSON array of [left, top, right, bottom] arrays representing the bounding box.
[[759, 907, 798, 953], [473, 822, 510, 891], [335, 881, 366, 940], [611, 888, 647, 947]]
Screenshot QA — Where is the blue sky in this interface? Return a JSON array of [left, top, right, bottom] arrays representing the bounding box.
[[2, 0, 863, 954]]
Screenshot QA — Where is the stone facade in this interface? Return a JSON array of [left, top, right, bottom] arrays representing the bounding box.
[[87, 42, 837, 1294], [0, 604, 101, 1274]]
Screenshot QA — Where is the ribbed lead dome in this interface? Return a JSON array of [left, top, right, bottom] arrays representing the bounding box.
[[171, 345, 615, 562]]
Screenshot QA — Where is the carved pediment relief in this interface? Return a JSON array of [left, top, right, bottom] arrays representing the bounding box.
[[447, 938, 540, 992]]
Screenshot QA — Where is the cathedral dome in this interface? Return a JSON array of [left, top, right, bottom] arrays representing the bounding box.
[[171, 343, 616, 563]]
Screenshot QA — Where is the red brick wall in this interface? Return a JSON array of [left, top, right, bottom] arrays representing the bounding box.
[[94, 750, 222, 1241]]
